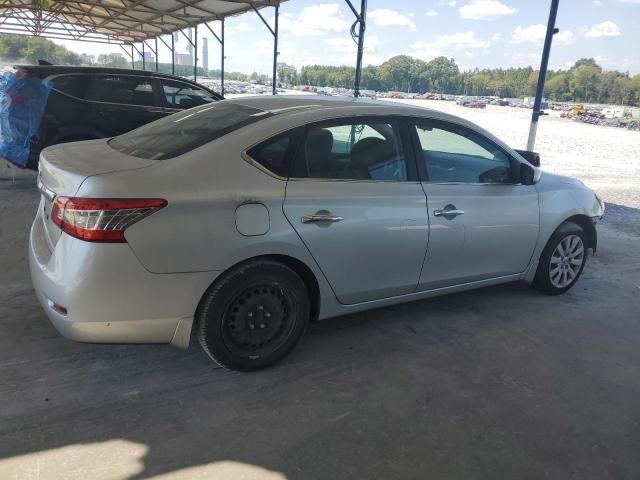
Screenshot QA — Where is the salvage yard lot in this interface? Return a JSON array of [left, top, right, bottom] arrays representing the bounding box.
[[1, 103, 640, 479]]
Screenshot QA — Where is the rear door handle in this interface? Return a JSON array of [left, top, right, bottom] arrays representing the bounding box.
[[301, 214, 343, 223]]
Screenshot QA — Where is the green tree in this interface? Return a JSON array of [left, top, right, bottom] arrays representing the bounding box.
[[545, 73, 569, 101], [276, 62, 297, 87], [571, 65, 601, 102]]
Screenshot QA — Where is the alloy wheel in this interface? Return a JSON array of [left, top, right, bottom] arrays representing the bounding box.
[[549, 234, 584, 288]]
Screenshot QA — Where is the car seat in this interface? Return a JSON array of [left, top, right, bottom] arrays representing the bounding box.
[[305, 127, 333, 177]]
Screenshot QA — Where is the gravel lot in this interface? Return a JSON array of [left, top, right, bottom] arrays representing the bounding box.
[[1, 103, 639, 480]]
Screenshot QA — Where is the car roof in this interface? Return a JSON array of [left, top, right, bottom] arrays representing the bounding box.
[[15, 64, 215, 87], [227, 94, 432, 116], [225, 95, 520, 159]]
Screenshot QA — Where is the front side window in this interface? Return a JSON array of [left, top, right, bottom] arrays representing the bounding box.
[[414, 121, 512, 184], [294, 120, 407, 181], [109, 102, 269, 160], [86, 75, 157, 107], [161, 79, 218, 109]]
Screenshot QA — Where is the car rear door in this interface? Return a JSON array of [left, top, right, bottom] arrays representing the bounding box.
[[283, 117, 428, 305], [85, 74, 166, 136], [409, 118, 540, 290]]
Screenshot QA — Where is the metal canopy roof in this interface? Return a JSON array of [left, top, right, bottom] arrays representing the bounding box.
[[0, 0, 281, 44]]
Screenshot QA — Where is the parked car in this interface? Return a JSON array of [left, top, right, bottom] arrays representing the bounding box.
[[30, 96, 604, 371], [6, 65, 222, 169]]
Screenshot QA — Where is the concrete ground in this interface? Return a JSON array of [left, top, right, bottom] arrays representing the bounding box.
[[1, 164, 639, 480]]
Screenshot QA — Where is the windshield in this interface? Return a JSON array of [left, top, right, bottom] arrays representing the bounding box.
[[109, 102, 270, 160]]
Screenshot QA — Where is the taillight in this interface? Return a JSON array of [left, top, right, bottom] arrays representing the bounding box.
[[51, 197, 167, 243]]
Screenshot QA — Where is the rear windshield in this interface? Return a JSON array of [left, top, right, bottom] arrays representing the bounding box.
[[108, 102, 270, 160]]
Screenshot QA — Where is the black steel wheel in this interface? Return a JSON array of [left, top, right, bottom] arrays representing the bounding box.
[[197, 259, 310, 371]]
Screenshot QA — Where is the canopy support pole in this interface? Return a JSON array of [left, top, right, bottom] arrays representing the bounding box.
[[171, 34, 175, 75], [143, 39, 158, 72], [253, 4, 279, 95], [131, 43, 143, 69], [345, 0, 367, 97], [204, 20, 225, 96], [141, 41, 146, 70], [527, 0, 559, 151], [194, 24, 198, 82]]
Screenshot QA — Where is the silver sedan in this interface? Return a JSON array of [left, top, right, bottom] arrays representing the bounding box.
[[29, 96, 605, 370]]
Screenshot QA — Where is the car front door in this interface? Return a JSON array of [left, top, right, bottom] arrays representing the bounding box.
[[410, 119, 540, 290], [283, 118, 428, 305]]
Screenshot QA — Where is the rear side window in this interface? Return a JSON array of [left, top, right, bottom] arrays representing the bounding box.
[[109, 102, 269, 160], [246, 129, 302, 178], [86, 75, 157, 106], [51, 75, 89, 98], [161, 79, 218, 108]]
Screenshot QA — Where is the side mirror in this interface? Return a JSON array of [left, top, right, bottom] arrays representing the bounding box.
[[520, 162, 541, 185], [515, 149, 541, 167]]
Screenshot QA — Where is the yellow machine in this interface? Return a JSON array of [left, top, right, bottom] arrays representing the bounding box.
[[571, 105, 586, 116]]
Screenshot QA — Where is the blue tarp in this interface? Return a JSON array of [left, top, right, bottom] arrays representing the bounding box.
[[0, 71, 52, 168]]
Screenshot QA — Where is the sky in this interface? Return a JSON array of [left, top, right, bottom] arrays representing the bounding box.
[[55, 0, 640, 75]]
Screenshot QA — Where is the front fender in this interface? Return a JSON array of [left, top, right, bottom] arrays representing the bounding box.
[[525, 182, 601, 283]]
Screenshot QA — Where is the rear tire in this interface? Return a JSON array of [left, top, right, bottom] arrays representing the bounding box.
[[197, 260, 310, 371], [530, 221, 588, 295]]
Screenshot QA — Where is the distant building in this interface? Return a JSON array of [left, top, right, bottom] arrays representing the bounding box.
[[174, 53, 193, 65], [202, 37, 209, 71], [141, 51, 154, 65]]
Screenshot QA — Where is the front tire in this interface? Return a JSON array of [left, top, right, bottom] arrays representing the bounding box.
[[197, 260, 310, 371], [531, 221, 588, 295]]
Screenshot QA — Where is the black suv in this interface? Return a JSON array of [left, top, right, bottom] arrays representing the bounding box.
[[14, 65, 222, 169]]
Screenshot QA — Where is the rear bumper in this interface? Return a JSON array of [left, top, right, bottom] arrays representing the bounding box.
[[29, 211, 218, 347]]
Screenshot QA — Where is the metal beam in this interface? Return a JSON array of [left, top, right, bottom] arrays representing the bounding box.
[[221, 19, 225, 96], [527, 0, 559, 151], [272, 4, 279, 95], [252, 4, 279, 95], [204, 20, 225, 96], [0, 1, 282, 44], [194, 24, 198, 81]]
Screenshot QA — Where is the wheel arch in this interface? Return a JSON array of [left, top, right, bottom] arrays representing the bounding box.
[[195, 254, 321, 324], [562, 214, 597, 253], [525, 213, 597, 284]]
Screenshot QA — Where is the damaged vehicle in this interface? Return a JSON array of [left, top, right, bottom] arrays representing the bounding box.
[[29, 96, 604, 371]]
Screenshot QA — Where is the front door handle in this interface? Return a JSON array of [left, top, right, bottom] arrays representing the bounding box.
[[433, 205, 465, 219], [301, 214, 343, 224]]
